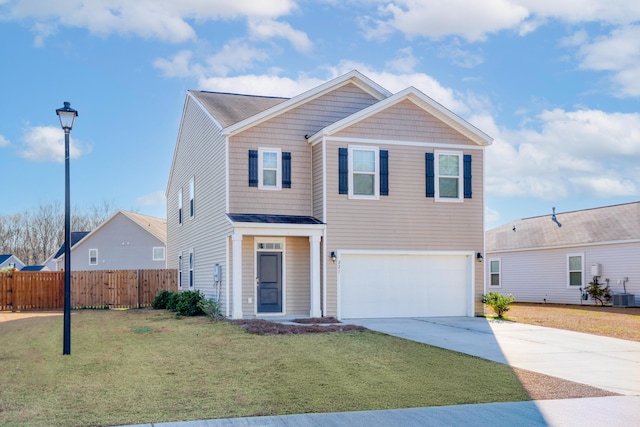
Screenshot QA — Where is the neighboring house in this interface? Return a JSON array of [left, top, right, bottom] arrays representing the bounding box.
[[0, 254, 25, 271], [485, 202, 639, 306], [21, 265, 50, 271], [45, 211, 167, 271], [166, 70, 492, 319]]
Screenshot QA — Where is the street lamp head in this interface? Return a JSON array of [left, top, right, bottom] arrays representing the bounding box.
[[56, 102, 78, 132]]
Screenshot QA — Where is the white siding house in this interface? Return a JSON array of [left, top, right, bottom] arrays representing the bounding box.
[[485, 202, 640, 306]]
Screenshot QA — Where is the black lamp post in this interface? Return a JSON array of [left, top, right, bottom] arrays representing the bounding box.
[[56, 101, 78, 355]]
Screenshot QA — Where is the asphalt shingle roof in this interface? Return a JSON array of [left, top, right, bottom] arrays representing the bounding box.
[[52, 231, 90, 259], [189, 91, 288, 128], [486, 202, 640, 252]]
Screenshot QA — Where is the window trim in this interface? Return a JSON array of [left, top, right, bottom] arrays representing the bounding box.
[[178, 189, 183, 225], [178, 252, 183, 290], [489, 258, 501, 288], [567, 253, 584, 288], [153, 247, 165, 261], [434, 150, 463, 203], [348, 145, 379, 200], [258, 147, 282, 190], [189, 177, 195, 219], [188, 248, 194, 289], [89, 249, 98, 266]]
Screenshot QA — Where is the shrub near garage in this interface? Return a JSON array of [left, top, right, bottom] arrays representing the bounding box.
[[483, 291, 515, 318]]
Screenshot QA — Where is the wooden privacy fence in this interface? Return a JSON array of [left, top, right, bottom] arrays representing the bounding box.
[[0, 269, 178, 311]]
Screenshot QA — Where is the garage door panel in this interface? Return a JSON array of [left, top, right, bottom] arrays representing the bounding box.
[[340, 254, 469, 318]]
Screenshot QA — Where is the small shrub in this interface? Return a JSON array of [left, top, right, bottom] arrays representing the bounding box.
[[482, 291, 515, 318], [165, 292, 180, 311], [152, 290, 174, 310], [174, 290, 205, 317], [585, 280, 611, 306], [199, 298, 225, 321]]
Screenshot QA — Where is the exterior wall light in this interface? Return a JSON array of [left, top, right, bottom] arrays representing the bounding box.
[[331, 251, 337, 263]]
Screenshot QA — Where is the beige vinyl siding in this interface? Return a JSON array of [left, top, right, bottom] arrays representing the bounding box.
[[312, 143, 324, 221], [241, 237, 255, 315], [489, 242, 640, 306], [166, 95, 232, 306], [229, 83, 379, 215], [285, 237, 311, 315], [334, 99, 479, 146], [324, 137, 485, 316]]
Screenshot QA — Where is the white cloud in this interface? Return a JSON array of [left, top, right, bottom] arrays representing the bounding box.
[[18, 126, 91, 162], [574, 25, 640, 97], [198, 73, 324, 97], [385, 47, 418, 73], [248, 18, 312, 53], [0, 134, 9, 147], [134, 190, 166, 207], [5, 0, 298, 44], [486, 108, 640, 200], [363, 0, 529, 42]]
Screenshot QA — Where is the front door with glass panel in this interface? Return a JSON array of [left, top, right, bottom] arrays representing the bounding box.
[[257, 251, 282, 313]]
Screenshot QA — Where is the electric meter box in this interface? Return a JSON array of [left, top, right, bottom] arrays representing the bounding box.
[[590, 263, 601, 277]]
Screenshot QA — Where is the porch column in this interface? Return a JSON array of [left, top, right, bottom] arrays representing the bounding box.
[[232, 233, 243, 319], [309, 235, 321, 318]]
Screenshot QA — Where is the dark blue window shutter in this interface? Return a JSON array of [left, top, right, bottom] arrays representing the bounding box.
[[248, 150, 258, 187], [463, 154, 472, 199], [282, 152, 291, 188], [425, 153, 434, 198], [380, 150, 389, 196], [339, 148, 348, 194]]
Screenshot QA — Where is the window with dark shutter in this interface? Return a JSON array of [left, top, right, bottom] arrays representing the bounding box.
[[464, 154, 472, 199], [282, 152, 291, 188], [380, 150, 388, 196], [425, 153, 435, 198], [248, 150, 258, 187], [339, 148, 348, 194]]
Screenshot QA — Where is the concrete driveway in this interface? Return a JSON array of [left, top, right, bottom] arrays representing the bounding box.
[[346, 317, 640, 396]]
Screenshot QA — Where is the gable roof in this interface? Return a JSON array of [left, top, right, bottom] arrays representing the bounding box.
[[221, 70, 391, 137], [486, 202, 640, 252], [307, 86, 493, 146], [189, 91, 288, 128], [52, 231, 91, 259], [21, 265, 45, 271], [0, 254, 11, 264], [119, 211, 167, 243]]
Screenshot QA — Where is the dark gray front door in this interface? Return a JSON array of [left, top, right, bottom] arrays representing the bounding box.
[[257, 252, 282, 313]]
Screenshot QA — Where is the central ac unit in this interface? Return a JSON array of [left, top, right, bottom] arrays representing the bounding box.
[[612, 294, 635, 307]]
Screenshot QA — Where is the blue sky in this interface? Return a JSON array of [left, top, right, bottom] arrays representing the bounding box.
[[1, 0, 639, 230]]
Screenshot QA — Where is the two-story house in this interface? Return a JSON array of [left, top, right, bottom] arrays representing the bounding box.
[[166, 70, 492, 319]]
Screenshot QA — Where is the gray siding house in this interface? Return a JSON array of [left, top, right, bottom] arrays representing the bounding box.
[[166, 70, 492, 319], [45, 211, 167, 271], [486, 202, 640, 306], [0, 254, 25, 271]]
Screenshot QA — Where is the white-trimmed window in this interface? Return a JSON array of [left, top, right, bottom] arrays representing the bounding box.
[[435, 150, 463, 202], [567, 253, 584, 288], [89, 249, 98, 265], [178, 189, 183, 225], [178, 252, 183, 290], [349, 146, 379, 199], [489, 259, 501, 287], [259, 148, 281, 190], [153, 247, 165, 261], [189, 249, 194, 288], [189, 177, 195, 218]]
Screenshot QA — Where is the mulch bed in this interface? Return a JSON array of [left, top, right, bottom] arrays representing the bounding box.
[[228, 318, 367, 335]]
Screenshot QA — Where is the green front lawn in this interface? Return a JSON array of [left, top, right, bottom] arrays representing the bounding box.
[[0, 309, 530, 426]]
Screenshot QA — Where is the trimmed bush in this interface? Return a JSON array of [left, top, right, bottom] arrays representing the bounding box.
[[166, 292, 180, 312], [152, 290, 174, 310], [174, 290, 205, 317]]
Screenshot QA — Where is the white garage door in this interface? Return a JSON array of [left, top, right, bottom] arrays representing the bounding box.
[[339, 253, 471, 318]]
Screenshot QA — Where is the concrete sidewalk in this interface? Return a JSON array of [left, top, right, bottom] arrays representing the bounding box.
[[123, 396, 640, 427], [348, 317, 640, 395]]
